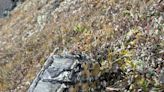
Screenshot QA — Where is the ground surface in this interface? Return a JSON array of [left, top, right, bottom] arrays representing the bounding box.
[[0, 0, 163, 91]]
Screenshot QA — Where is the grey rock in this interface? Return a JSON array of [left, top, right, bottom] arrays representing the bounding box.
[[159, 68, 164, 84], [0, 0, 13, 17], [0, 0, 23, 18]]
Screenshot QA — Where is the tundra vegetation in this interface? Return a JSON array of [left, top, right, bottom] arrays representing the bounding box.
[[0, 0, 163, 91]]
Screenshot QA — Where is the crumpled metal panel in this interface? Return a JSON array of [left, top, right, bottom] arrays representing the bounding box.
[[28, 53, 103, 92], [28, 54, 81, 92]]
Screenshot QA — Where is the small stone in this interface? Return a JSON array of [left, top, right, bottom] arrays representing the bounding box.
[[159, 69, 164, 84]]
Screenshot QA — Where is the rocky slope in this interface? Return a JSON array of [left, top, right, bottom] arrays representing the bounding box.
[[0, 0, 164, 91]]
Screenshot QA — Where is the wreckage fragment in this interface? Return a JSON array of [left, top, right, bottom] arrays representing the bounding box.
[[28, 54, 106, 92]]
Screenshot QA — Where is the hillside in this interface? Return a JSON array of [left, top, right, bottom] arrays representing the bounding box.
[[0, 0, 163, 91]]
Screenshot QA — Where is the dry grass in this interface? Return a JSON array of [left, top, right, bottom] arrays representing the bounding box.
[[0, 0, 163, 91]]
